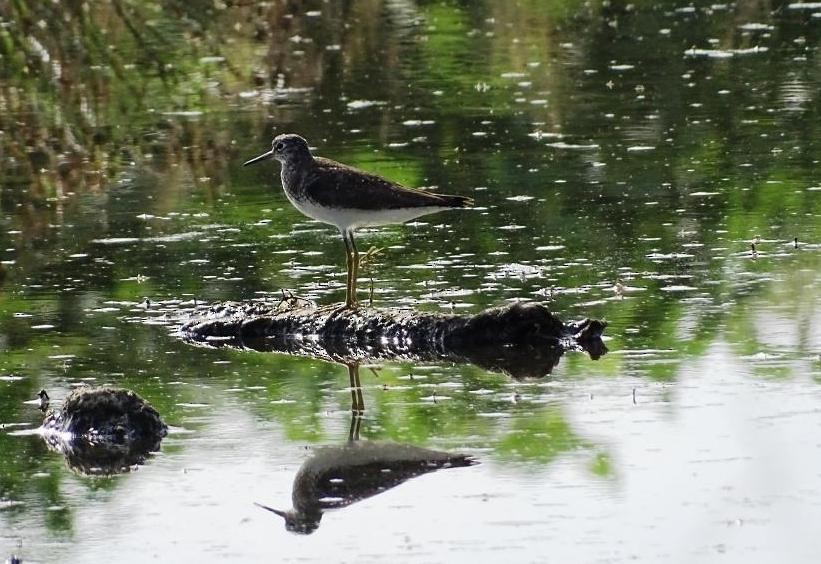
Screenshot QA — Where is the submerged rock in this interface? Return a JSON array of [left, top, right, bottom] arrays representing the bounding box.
[[41, 387, 167, 476], [180, 301, 606, 379], [43, 387, 167, 441]]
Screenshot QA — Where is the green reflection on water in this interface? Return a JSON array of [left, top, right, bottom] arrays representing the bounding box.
[[0, 0, 819, 555]]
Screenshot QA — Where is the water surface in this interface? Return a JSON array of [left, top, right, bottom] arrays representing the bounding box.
[[1, 1, 820, 562]]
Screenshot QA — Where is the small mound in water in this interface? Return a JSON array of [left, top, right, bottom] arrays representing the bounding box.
[[44, 386, 167, 441], [42, 387, 167, 476]]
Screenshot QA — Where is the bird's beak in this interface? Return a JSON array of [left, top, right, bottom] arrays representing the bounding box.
[[254, 502, 287, 519], [243, 150, 275, 167]]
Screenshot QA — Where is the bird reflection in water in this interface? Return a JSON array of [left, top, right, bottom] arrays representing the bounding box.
[[255, 363, 477, 534]]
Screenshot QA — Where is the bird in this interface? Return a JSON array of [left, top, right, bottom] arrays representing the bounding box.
[[253, 362, 476, 533], [243, 134, 473, 309], [255, 439, 476, 534], [37, 389, 49, 412]]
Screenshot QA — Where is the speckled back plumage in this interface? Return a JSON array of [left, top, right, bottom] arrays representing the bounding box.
[[272, 134, 474, 212]]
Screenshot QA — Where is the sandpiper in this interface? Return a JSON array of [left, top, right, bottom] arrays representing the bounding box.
[[243, 134, 473, 309]]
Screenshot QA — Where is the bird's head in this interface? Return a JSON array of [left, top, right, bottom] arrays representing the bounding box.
[[254, 502, 321, 535], [243, 134, 312, 167]]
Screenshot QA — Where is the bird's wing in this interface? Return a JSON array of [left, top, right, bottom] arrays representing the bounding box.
[[305, 157, 456, 210]]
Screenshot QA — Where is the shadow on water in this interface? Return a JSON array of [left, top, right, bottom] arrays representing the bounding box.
[[255, 363, 477, 535]]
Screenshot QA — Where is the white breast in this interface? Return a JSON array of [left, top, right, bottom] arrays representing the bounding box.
[[289, 196, 449, 231], [279, 166, 451, 231]]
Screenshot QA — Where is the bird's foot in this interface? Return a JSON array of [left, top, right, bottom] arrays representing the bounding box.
[[320, 302, 359, 317]]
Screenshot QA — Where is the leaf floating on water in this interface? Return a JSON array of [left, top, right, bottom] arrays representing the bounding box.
[[346, 100, 385, 110], [787, 2, 821, 9], [646, 253, 695, 260], [528, 130, 562, 140], [612, 283, 645, 295], [91, 237, 141, 245], [0, 375, 25, 381], [402, 119, 435, 127], [546, 141, 600, 150], [738, 23, 774, 31], [660, 285, 698, 292], [684, 46, 768, 58], [506, 196, 535, 202]]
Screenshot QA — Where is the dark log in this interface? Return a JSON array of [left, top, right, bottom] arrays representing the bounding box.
[[180, 301, 606, 379]]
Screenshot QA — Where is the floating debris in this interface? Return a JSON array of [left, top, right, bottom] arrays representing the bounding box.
[[346, 100, 385, 110], [685, 46, 768, 58]]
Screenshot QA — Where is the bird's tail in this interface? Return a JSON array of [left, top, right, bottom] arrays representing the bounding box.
[[441, 194, 474, 208]]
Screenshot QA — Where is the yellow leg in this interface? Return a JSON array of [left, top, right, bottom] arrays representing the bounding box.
[[342, 229, 358, 309], [349, 231, 359, 308], [347, 363, 364, 418], [343, 232, 353, 307]]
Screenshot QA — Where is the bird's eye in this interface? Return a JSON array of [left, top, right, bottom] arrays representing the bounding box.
[[274, 142, 284, 152]]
